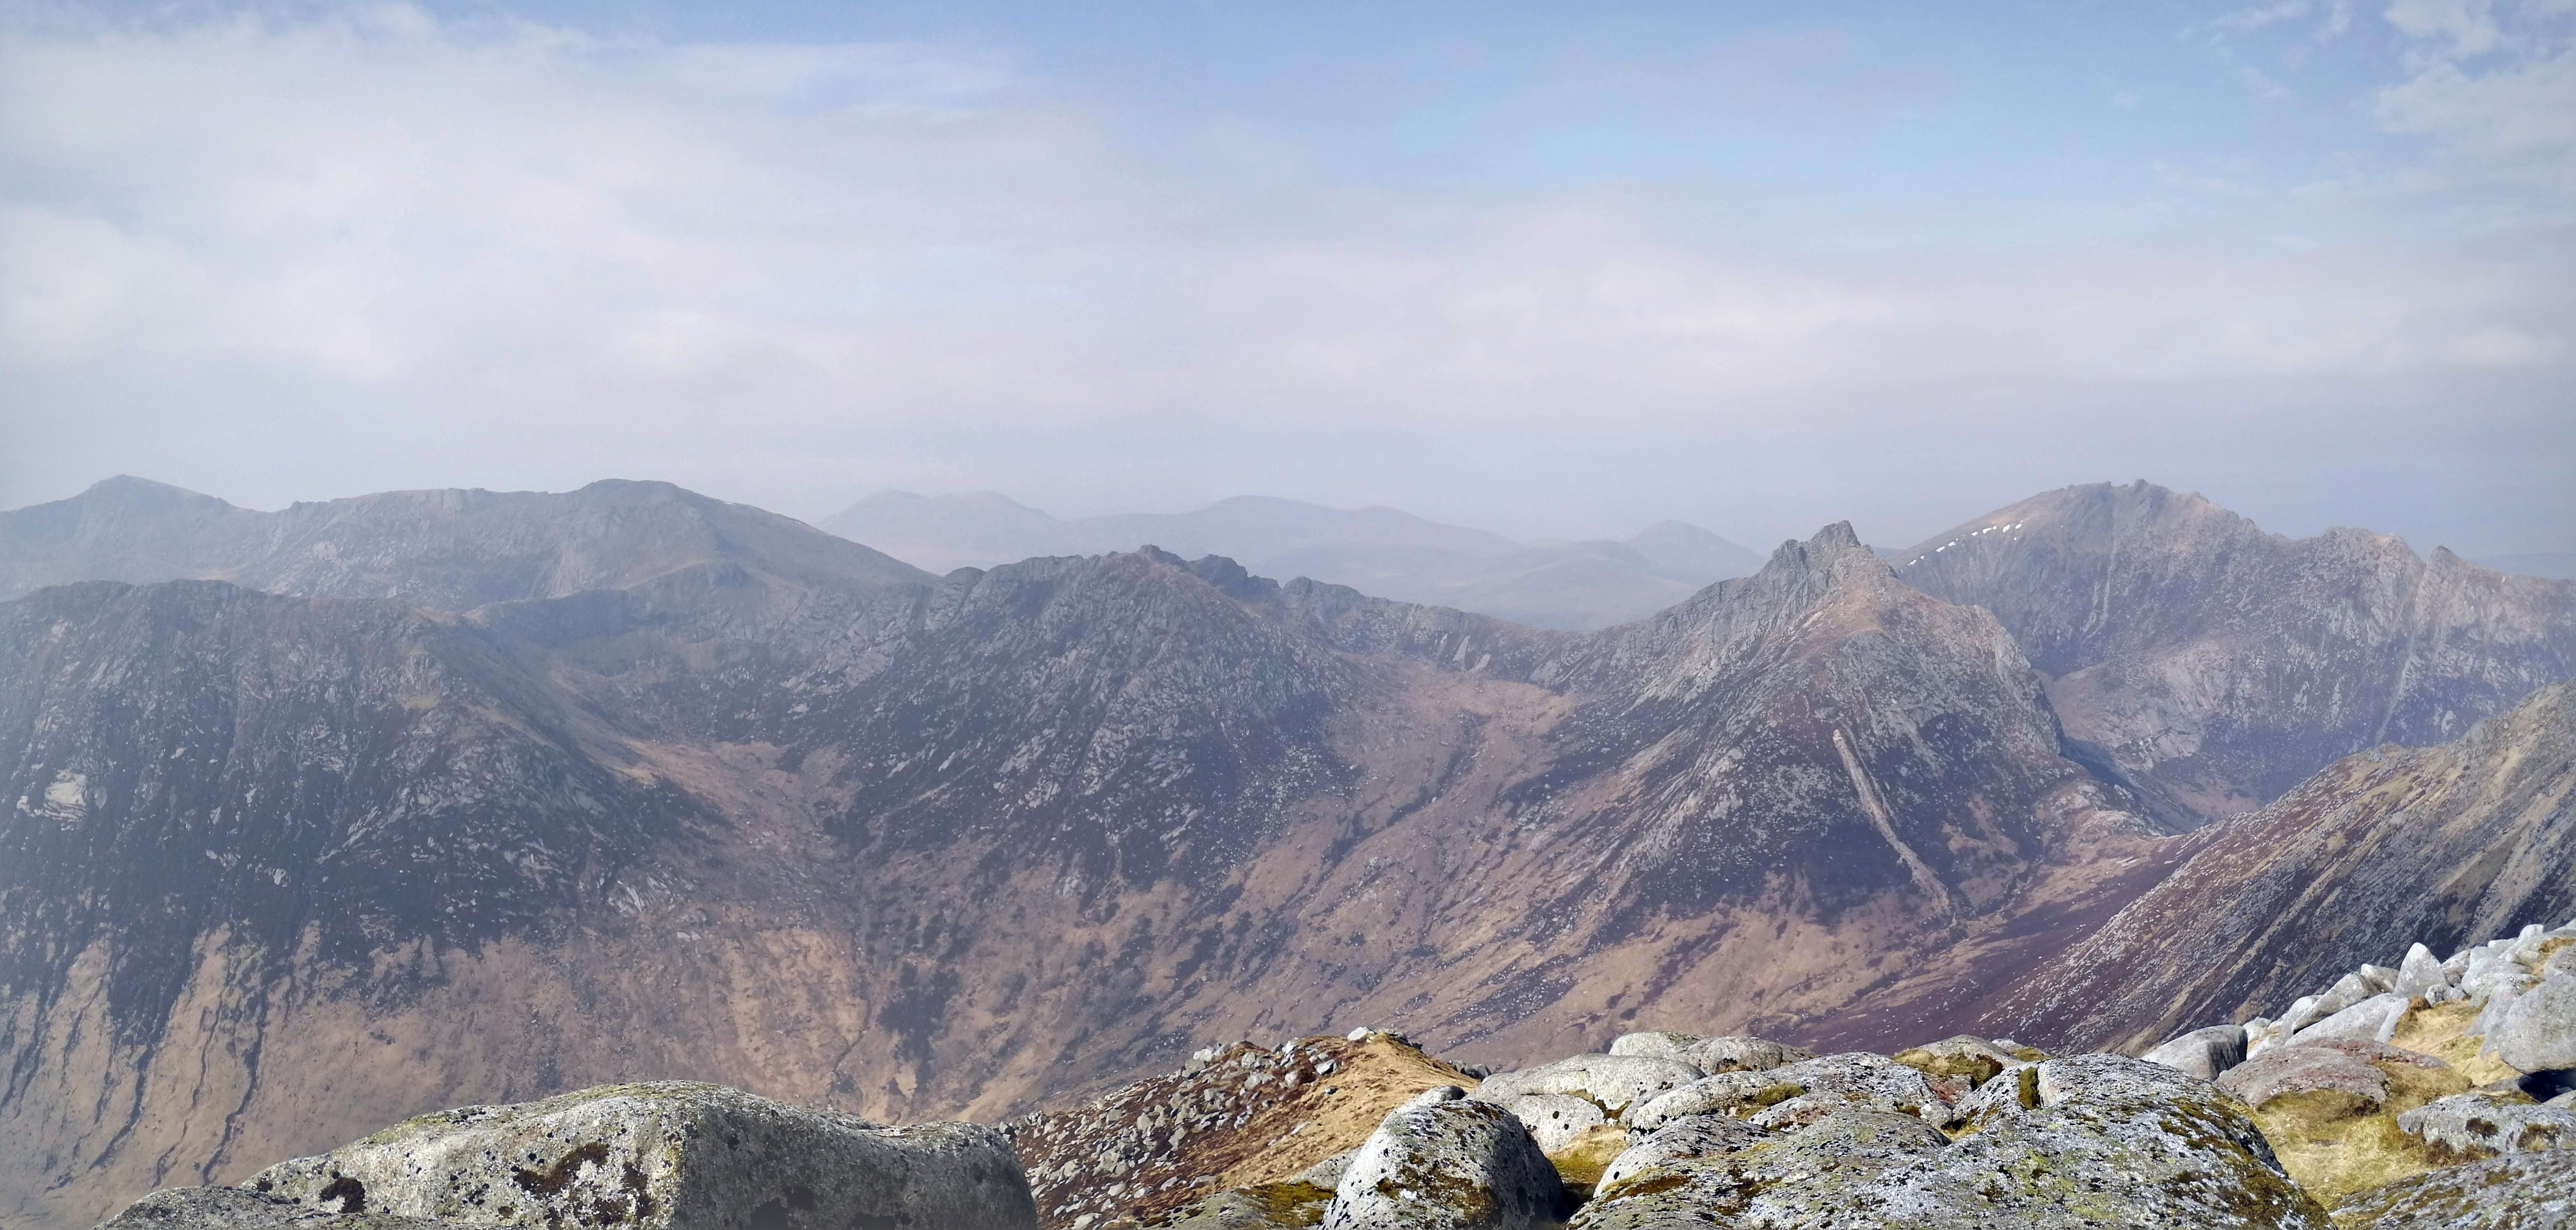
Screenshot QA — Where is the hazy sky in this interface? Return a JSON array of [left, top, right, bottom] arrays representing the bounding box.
[[2, 0, 2570, 554]]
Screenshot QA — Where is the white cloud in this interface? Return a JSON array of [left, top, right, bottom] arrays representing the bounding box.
[[2375, 0, 2576, 190], [2385, 0, 2505, 56], [0, 3, 2568, 547]]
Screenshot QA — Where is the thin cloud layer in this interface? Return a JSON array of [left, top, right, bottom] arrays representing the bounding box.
[[0, 2, 2568, 551]]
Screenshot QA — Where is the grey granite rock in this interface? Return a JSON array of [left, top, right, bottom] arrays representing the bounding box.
[[1298, 1151, 1358, 1190], [2397, 1088, 2576, 1156], [2292, 992, 2411, 1046], [1147, 1187, 1326, 1230], [1594, 1115, 1772, 1188], [1623, 1071, 1779, 1132], [1573, 1110, 1946, 1229], [2496, 973, 2576, 1075], [2333, 1148, 2576, 1228], [96, 1188, 459, 1230], [2396, 943, 2452, 999], [247, 1082, 1034, 1230], [1473, 1056, 1699, 1117], [1891, 1036, 2023, 1088], [2141, 1024, 2247, 1080], [2215, 1040, 2446, 1110], [1856, 1054, 2328, 1229], [1604, 1033, 1813, 1075], [1474, 1093, 1605, 1155], [1324, 1087, 1563, 1230], [1622, 1053, 1939, 1133]]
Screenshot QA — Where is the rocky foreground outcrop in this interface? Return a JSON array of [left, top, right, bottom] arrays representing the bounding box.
[[1068, 917, 2576, 1228], [84, 913, 2576, 1230], [96, 1084, 1034, 1230]]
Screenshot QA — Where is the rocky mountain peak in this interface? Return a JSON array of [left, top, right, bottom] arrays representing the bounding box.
[[1898, 482, 2576, 821]]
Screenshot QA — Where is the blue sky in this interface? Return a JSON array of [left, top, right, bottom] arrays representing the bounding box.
[[2, 0, 2569, 553]]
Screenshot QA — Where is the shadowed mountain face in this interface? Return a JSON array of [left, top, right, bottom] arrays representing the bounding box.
[[1979, 680, 2576, 1055], [0, 481, 2159, 1230], [1896, 481, 2576, 822], [820, 491, 1763, 630]]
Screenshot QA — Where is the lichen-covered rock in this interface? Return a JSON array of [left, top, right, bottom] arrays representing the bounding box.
[[1324, 1087, 1562, 1230], [1857, 1054, 2330, 1228], [2333, 1148, 2576, 1228], [1299, 1151, 1358, 1190], [247, 1082, 1034, 1230], [1623, 1053, 1940, 1134], [1595, 1116, 1771, 1188], [1623, 1071, 1778, 1132], [2495, 973, 2576, 1074], [1604, 1033, 1813, 1075], [1573, 1110, 1946, 1229], [1755, 1053, 1947, 1123], [1472, 1093, 1603, 1155], [2142, 1024, 2247, 1080], [96, 1188, 460, 1230], [1472, 1057, 1698, 1117], [1141, 1184, 1333, 1230], [1892, 1036, 2022, 1088], [2397, 1088, 2576, 1156]]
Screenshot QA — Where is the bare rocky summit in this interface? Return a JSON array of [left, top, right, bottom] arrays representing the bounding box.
[[1897, 480, 2576, 821]]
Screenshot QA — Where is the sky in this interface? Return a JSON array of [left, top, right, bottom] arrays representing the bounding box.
[[1, 0, 2570, 555]]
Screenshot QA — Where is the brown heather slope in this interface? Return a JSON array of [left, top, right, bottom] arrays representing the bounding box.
[[1896, 480, 2576, 823], [1976, 680, 2576, 1054], [0, 487, 2169, 1230]]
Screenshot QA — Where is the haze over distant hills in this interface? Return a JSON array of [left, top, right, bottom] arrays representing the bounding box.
[[821, 491, 1763, 631]]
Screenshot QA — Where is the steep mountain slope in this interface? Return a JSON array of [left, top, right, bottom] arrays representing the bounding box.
[[1896, 481, 2576, 820], [821, 491, 1762, 630], [0, 508, 2149, 1230], [1978, 679, 2576, 1055], [0, 580, 701, 1227], [1, 476, 932, 608]]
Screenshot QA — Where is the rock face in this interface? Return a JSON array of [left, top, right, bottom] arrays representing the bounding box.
[[1572, 1109, 1949, 1229], [1576, 1056, 2330, 1229], [2331, 1149, 2576, 1229], [98, 1187, 454, 1230], [2494, 973, 2576, 1073], [2141, 1025, 2244, 1080], [1978, 681, 2576, 1055], [2398, 1089, 2576, 1156], [1896, 480, 2576, 821], [1322, 1087, 1561, 1230], [244, 1083, 1034, 1230]]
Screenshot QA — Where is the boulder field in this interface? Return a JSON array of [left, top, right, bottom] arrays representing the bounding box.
[[90, 920, 2576, 1230]]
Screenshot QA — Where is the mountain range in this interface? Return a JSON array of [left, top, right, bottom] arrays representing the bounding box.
[[1, 475, 2570, 1230], [819, 491, 1763, 631]]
